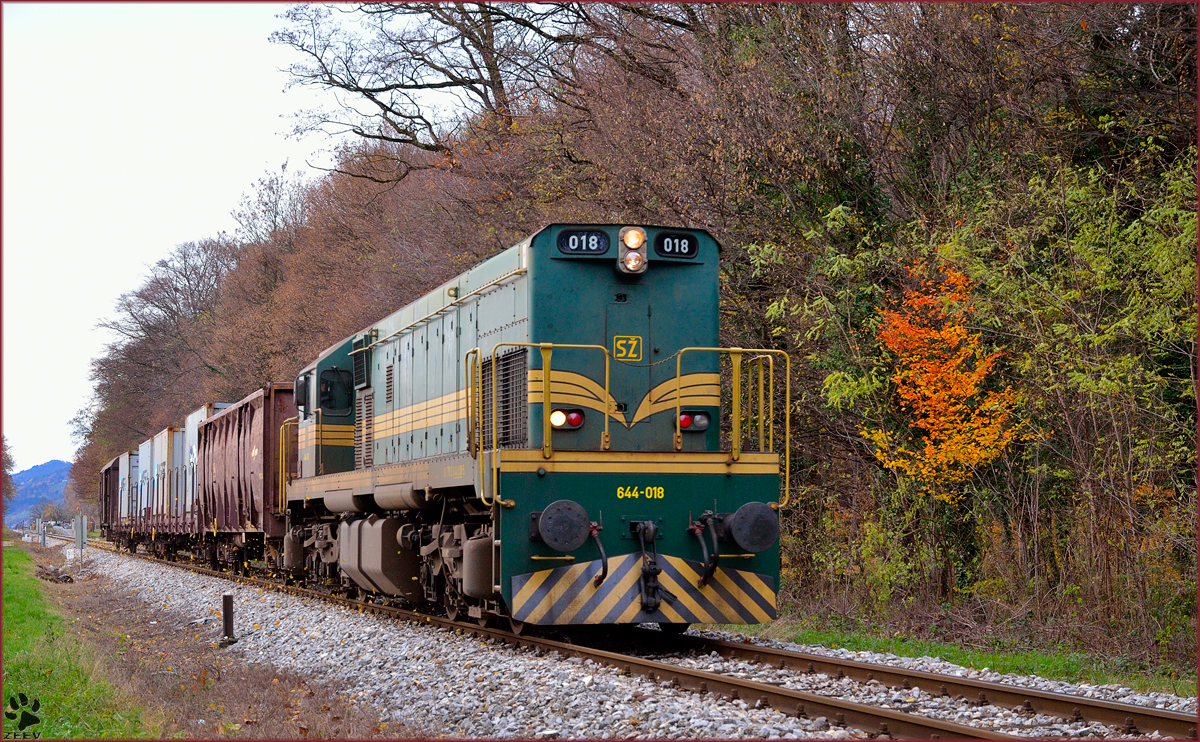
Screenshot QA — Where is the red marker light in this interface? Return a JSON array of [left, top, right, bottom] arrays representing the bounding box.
[[566, 411, 583, 427], [679, 413, 693, 429]]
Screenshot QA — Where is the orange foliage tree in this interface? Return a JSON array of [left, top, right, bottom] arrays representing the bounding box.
[[863, 263, 1018, 502]]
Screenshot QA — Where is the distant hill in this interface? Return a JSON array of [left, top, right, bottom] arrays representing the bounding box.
[[6, 460, 71, 523]]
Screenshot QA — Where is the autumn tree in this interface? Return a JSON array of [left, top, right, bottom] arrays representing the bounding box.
[[863, 263, 1018, 502]]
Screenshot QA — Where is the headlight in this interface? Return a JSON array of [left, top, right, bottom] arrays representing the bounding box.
[[618, 226, 648, 274]]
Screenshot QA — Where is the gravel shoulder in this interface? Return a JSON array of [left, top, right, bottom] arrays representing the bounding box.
[[84, 546, 868, 739], [27, 540, 405, 739]]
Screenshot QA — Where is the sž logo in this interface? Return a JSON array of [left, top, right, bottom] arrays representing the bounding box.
[[4, 693, 41, 739], [613, 335, 642, 361]]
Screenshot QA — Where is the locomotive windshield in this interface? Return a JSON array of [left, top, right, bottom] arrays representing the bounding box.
[[319, 368, 354, 417]]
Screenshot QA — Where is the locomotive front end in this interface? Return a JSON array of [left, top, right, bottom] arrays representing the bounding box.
[[479, 225, 788, 628], [280, 223, 786, 632]]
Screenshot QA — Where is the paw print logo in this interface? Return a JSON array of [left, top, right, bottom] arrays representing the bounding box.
[[5, 693, 40, 731]]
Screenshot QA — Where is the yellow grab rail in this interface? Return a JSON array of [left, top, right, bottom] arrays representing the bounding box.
[[277, 416, 298, 512], [464, 347, 495, 506], [483, 342, 612, 507], [464, 347, 485, 458], [674, 347, 792, 506]]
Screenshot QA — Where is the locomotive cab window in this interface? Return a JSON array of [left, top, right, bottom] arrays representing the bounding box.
[[319, 368, 354, 417]]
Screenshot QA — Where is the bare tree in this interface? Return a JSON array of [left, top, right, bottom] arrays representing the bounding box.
[[272, 3, 587, 180]]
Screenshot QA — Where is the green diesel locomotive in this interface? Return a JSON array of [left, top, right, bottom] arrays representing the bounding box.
[[281, 224, 789, 630]]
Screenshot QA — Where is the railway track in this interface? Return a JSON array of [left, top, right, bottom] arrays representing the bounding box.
[[63, 537, 1197, 739], [652, 635, 1196, 739]]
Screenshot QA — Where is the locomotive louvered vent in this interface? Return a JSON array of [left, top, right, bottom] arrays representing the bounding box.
[[355, 391, 374, 469], [385, 365, 395, 405], [481, 347, 528, 449], [352, 337, 371, 389]]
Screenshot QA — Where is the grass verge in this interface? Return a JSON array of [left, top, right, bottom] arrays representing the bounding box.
[[2, 545, 160, 738], [732, 618, 1196, 697]]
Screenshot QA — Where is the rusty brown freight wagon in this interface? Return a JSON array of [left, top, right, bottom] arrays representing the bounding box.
[[196, 383, 297, 568], [99, 451, 139, 546]]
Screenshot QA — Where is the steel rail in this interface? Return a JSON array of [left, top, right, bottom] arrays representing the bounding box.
[[661, 633, 1196, 739]]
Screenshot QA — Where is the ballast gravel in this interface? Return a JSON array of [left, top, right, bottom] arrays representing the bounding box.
[[70, 543, 1194, 740], [78, 546, 863, 739]]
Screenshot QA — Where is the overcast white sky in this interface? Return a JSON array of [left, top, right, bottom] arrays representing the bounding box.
[[3, 3, 345, 472]]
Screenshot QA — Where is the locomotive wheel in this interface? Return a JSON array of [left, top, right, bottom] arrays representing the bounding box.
[[508, 616, 529, 635], [446, 602, 461, 622]]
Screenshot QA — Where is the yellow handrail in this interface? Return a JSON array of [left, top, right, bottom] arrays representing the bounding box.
[[277, 417, 298, 512], [464, 347, 496, 507], [674, 347, 792, 507], [484, 342, 612, 507]]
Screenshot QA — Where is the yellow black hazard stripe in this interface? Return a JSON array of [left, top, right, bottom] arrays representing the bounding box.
[[510, 554, 776, 625]]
